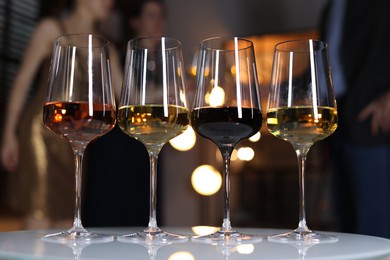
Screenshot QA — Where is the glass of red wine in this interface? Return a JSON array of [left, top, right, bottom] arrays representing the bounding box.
[[191, 37, 263, 244], [42, 34, 116, 243]]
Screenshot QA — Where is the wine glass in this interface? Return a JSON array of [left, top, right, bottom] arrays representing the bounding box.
[[266, 39, 338, 243], [117, 37, 189, 243], [42, 34, 116, 243], [191, 37, 263, 244]]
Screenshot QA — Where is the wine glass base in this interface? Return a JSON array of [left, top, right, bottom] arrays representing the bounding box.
[[268, 230, 338, 244], [42, 228, 114, 245], [117, 230, 188, 245], [192, 230, 262, 245]]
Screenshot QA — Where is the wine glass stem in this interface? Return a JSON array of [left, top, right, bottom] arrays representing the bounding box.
[[72, 146, 86, 231], [148, 249, 157, 260], [220, 146, 234, 232], [147, 152, 160, 232], [295, 146, 311, 233]]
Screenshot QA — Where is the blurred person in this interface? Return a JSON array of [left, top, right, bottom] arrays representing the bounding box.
[[126, 0, 167, 38], [82, 0, 167, 227], [0, 0, 122, 229], [322, 0, 390, 238]]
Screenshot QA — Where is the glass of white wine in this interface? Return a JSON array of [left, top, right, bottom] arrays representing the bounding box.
[[266, 39, 338, 243], [117, 37, 189, 243]]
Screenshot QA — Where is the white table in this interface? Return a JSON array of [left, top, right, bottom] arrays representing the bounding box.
[[0, 227, 389, 259]]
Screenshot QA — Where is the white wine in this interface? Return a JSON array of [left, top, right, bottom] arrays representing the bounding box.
[[267, 106, 338, 145], [118, 105, 189, 149]]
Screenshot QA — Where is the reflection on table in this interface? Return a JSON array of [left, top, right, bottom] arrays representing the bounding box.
[[0, 227, 389, 259]]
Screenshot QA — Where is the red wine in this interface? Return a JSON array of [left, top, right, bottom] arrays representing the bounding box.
[[191, 106, 262, 146], [43, 101, 116, 143]]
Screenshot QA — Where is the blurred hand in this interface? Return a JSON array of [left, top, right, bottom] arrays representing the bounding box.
[[1, 133, 19, 172], [358, 90, 390, 135]]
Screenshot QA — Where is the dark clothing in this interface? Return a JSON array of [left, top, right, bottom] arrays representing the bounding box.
[[333, 0, 390, 145], [331, 132, 390, 237], [82, 125, 150, 227], [322, 0, 390, 238]]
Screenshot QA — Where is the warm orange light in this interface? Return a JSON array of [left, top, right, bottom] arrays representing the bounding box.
[[54, 113, 62, 122], [191, 66, 197, 77], [230, 65, 236, 75], [204, 67, 210, 77]]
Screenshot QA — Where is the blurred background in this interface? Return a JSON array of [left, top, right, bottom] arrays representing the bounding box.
[[0, 0, 330, 231]]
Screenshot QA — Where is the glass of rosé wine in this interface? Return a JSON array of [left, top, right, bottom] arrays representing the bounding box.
[[42, 34, 116, 244]]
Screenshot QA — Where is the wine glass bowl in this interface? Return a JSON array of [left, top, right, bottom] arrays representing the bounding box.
[[117, 37, 189, 243], [42, 34, 116, 243], [190, 37, 262, 244], [43, 102, 115, 145], [266, 39, 338, 243], [117, 104, 189, 154]]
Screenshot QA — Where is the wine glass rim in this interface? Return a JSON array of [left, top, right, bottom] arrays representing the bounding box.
[[200, 36, 254, 52], [275, 39, 327, 53], [55, 34, 110, 48], [128, 36, 182, 50]]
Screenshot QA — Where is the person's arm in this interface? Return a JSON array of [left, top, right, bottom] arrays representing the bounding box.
[[358, 89, 390, 135], [1, 19, 59, 171]]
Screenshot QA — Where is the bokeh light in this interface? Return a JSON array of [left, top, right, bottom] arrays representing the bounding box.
[[205, 85, 225, 107], [191, 165, 222, 196], [169, 126, 196, 151], [249, 131, 261, 142], [236, 244, 255, 254], [191, 226, 220, 236], [168, 251, 195, 260], [237, 147, 255, 161]]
